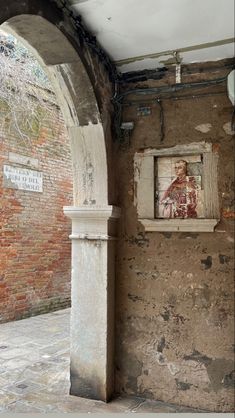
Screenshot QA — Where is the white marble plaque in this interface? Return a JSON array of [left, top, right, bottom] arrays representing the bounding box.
[[3, 165, 43, 193]]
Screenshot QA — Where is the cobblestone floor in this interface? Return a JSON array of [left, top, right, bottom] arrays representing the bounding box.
[[0, 308, 206, 413]]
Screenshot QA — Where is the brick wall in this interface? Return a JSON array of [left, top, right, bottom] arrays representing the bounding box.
[[0, 94, 73, 323]]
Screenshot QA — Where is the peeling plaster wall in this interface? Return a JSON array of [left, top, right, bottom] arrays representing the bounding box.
[[115, 63, 234, 412]]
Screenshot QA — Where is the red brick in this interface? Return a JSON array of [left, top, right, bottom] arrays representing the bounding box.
[[0, 96, 72, 323]]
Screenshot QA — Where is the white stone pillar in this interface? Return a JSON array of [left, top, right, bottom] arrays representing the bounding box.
[[63, 206, 121, 402]]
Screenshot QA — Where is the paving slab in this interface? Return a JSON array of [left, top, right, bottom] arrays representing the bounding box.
[[3, 400, 44, 413], [0, 308, 207, 413]]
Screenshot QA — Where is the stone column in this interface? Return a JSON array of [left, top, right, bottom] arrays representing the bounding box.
[[63, 206, 121, 402]]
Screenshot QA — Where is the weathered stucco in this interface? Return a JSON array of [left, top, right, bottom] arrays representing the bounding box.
[[115, 65, 234, 412]]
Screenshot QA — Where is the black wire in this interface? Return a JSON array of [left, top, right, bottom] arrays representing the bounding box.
[[156, 99, 165, 142], [54, 0, 233, 142], [231, 107, 235, 132], [113, 89, 228, 144], [113, 76, 227, 103], [55, 0, 119, 82], [120, 90, 226, 106], [119, 62, 235, 83]]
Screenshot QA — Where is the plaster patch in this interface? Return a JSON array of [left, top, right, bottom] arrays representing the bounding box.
[[156, 355, 183, 378], [175, 379, 193, 391], [201, 256, 212, 270], [195, 123, 212, 133], [61, 64, 77, 97], [168, 363, 180, 376], [180, 360, 211, 385], [186, 273, 193, 279], [206, 358, 234, 391], [223, 122, 235, 135], [156, 352, 167, 366]]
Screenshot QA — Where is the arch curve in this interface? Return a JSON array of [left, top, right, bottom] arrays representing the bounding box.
[[1, 8, 108, 206]]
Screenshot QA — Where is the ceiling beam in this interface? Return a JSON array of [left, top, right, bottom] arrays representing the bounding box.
[[114, 38, 235, 67]]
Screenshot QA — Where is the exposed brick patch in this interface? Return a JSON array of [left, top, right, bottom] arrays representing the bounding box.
[[0, 96, 73, 323]]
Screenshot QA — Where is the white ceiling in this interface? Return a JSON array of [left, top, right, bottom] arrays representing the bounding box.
[[69, 0, 234, 73]]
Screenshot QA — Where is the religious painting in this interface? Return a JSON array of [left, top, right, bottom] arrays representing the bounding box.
[[156, 155, 204, 219]]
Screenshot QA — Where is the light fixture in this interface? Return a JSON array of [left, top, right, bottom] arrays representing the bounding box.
[[227, 70, 235, 131], [120, 122, 134, 130], [227, 70, 235, 106]]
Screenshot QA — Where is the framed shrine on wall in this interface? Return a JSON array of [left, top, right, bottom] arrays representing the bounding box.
[[134, 142, 219, 232], [156, 155, 203, 219]]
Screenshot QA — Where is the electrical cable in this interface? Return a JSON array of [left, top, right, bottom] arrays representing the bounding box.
[[112, 76, 227, 103], [120, 90, 227, 106], [112, 81, 229, 143], [156, 99, 165, 142], [231, 107, 235, 132], [54, 0, 119, 82]]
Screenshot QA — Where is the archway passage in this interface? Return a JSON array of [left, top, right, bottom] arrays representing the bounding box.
[[0, 27, 73, 322], [0, 0, 120, 402]]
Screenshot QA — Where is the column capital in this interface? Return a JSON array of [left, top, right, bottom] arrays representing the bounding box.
[[63, 205, 121, 220], [63, 205, 121, 240]]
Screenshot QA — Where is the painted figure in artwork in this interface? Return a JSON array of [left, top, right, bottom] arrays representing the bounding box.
[[160, 159, 198, 218]]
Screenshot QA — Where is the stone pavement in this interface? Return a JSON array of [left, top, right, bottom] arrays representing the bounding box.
[[0, 308, 206, 413]]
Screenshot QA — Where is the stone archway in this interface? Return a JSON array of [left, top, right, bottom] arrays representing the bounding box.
[[0, 1, 120, 402]]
